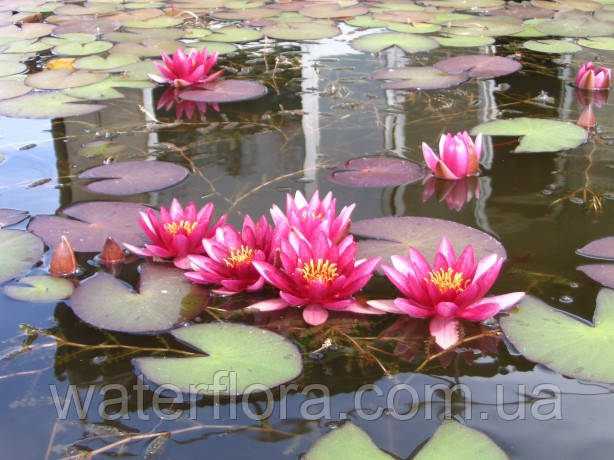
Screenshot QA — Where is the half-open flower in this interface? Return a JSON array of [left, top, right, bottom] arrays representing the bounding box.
[[124, 199, 226, 269], [575, 62, 611, 91], [369, 237, 524, 350], [149, 48, 224, 88], [270, 190, 354, 244], [249, 229, 381, 326], [185, 215, 277, 295], [422, 132, 482, 180]]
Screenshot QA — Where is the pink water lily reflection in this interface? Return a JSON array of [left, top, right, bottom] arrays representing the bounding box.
[[422, 176, 480, 212], [369, 237, 524, 349], [157, 87, 220, 120], [149, 48, 224, 88], [124, 199, 226, 269], [249, 229, 382, 326], [422, 131, 482, 180], [185, 215, 278, 295]]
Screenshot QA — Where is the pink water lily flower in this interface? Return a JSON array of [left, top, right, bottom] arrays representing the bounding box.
[[124, 199, 226, 269], [185, 215, 278, 295], [249, 229, 382, 326], [422, 131, 482, 180], [575, 62, 611, 91], [149, 48, 224, 88], [368, 237, 524, 350], [271, 190, 354, 244]]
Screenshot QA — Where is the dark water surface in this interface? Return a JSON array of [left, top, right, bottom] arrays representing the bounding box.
[[1, 24, 614, 460]]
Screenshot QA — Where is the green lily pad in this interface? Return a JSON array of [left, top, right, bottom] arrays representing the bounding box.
[[263, 21, 340, 40], [3, 39, 52, 54], [0, 61, 25, 77], [0, 92, 105, 118], [182, 28, 213, 39], [300, 3, 369, 19], [25, 69, 107, 90], [71, 263, 209, 333], [65, 76, 153, 100], [304, 424, 394, 460], [211, 7, 278, 20], [121, 16, 183, 28], [532, 0, 603, 11], [345, 15, 389, 28], [53, 40, 113, 56], [443, 16, 523, 36], [434, 36, 495, 47], [471, 118, 588, 153], [55, 3, 118, 15], [510, 18, 549, 38], [501, 289, 614, 383], [414, 420, 508, 460], [0, 230, 44, 284], [3, 275, 74, 302], [578, 37, 614, 50], [111, 39, 184, 57], [523, 39, 581, 53], [351, 32, 439, 53], [78, 141, 126, 158], [42, 33, 97, 46], [429, 13, 474, 24], [387, 23, 441, 34], [0, 79, 31, 100], [202, 26, 263, 43], [189, 41, 237, 55], [73, 54, 140, 71], [370, 66, 469, 90], [535, 13, 614, 37], [112, 60, 160, 80], [135, 323, 303, 394]]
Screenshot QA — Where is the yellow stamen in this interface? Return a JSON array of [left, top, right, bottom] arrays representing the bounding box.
[[163, 220, 198, 236], [224, 245, 255, 268], [426, 267, 468, 293], [301, 210, 324, 221], [301, 259, 339, 284]]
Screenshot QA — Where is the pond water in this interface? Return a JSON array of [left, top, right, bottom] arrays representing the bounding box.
[[1, 1, 614, 459]]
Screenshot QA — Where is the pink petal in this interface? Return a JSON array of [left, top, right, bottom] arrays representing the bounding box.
[[173, 255, 193, 269], [429, 316, 459, 349], [422, 142, 439, 173], [123, 243, 154, 257], [247, 298, 289, 312], [458, 302, 500, 321], [470, 292, 525, 311], [367, 299, 404, 313], [394, 298, 434, 318], [303, 304, 329, 326], [343, 301, 386, 315]]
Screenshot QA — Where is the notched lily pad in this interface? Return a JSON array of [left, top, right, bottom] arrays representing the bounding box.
[[351, 32, 439, 53], [78, 160, 189, 195], [471, 118, 588, 153], [71, 263, 209, 333], [305, 424, 394, 460], [434, 55, 521, 78], [180, 80, 268, 104], [135, 323, 303, 394], [329, 156, 423, 187], [0, 92, 105, 118], [73, 54, 140, 71], [4, 275, 74, 302]]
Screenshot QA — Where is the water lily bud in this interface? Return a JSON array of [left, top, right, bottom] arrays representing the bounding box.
[[50, 236, 77, 277], [100, 237, 125, 265]]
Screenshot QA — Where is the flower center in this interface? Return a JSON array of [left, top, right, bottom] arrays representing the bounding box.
[[426, 267, 468, 294], [224, 245, 255, 268], [301, 259, 339, 284], [301, 210, 324, 221], [163, 220, 198, 236]]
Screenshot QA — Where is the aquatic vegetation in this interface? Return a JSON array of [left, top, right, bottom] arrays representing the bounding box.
[[157, 86, 220, 120], [124, 199, 226, 269], [575, 62, 611, 91], [185, 215, 277, 295], [369, 237, 524, 349], [149, 48, 223, 88], [422, 131, 482, 180]]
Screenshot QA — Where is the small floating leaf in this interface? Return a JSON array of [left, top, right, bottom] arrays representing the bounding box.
[[0, 92, 105, 118], [135, 323, 303, 393], [71, 263, 208, 333], [329, 156, 423, 187], [28, 201, 149, 252], [180, 80, 268, 104], [3, 275, 74, 302], [352, 216, 506, 269], [78, 160, 188, 195], [434, 55, 521, 78], [304, 424, 394, 460], [523, 39, 581, 54], [471, 117, 588, 153], [0, 230, 44, 284], [501, 289, 614, 383]]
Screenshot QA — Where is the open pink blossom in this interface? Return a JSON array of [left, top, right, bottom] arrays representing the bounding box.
[[249, 229, 382, 326], [157, 87, 220, 120], [368, 237, 524, 350], [149, 48, 224, 88], [270, 190, 354, 244], [185, 215, 278, 295], [422, 131, 482, 180], [124, 199, 226, 269], [575, 62, 611, 91]]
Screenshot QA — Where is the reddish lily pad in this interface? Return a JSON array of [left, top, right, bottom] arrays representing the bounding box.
[[577, 265, 614, 289], [53, 19, 121, 36], [370, 66, 469, 90], [25, 69, 107, 89], [434, 55, 521, 78], [0, 209, 29, 227], [0, 92, 105, 118], [0, 23, 55, 39], [28, 201, 150, 252], [352, 216, 506, 269], [329, 156, 423, 187], [0, 80, 32, 100], [179, 80, 268, 104], [0, 230, 44, 284], [79, 160, 188, 195], [578, 237, 614, 260], [71, 263, 209, 333]]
